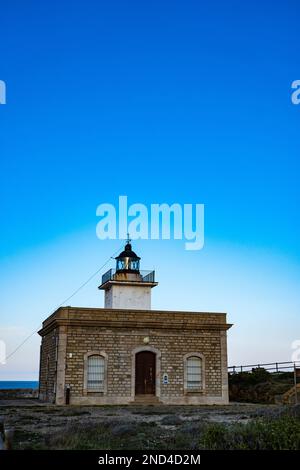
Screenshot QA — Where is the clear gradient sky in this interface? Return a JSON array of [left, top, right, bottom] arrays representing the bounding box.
[[0, 1, 299, 380]]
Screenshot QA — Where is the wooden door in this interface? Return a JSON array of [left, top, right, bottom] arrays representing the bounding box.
[[135, 351, 156, 395]]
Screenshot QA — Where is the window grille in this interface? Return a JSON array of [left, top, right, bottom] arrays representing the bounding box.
[[87, 355, 105, 391], [187, 356, 202, 389]]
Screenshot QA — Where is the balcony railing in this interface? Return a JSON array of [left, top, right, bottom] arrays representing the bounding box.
[[101, 269, 155, 285]]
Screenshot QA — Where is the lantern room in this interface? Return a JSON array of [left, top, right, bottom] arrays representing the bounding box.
[[115, 241, 141, 273]]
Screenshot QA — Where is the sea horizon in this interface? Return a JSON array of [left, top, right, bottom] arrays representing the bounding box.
[[0, 381, 39, 390]]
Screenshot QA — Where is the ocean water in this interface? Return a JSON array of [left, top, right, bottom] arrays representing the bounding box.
[[0, 381, 39, 390]]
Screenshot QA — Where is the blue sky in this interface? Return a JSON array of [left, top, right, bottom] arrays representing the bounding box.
[[0, 1, 299, 379]]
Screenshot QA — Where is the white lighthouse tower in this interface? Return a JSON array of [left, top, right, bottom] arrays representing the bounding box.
[[98, 240, 158, 310]]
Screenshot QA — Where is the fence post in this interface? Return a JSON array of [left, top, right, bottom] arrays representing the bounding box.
[[0, 420, 14, 450], [65, 385, 70, 405], [0, 419, 4, 450], [294, 365, 298, 405], [4, 429, 14, 450]]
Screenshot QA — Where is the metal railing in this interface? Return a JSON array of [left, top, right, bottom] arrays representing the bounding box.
[[228, 361, 300, 374], [101, 269, 155, 285]]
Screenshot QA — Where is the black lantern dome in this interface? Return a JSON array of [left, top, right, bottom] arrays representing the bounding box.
[[115, 241, 141, 272]]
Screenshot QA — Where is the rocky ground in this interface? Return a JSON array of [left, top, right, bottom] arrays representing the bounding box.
[[1, 399, 298, 450]]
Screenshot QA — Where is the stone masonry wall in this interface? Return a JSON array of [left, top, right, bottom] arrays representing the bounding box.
[[39, 328, 58, 402], [65, 327, 223, 401], [39, 308, 230, 405]]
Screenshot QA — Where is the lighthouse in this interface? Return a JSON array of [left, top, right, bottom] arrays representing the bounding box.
[[98, 239, 158, 310], [39, 239, 232, 406]]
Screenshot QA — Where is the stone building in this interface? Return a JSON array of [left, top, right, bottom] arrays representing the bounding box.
[[38, 242, 232, 405]]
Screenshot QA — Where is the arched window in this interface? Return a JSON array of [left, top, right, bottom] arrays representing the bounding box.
[[87, 355, 105, 391], [186, 356, 202, 390]]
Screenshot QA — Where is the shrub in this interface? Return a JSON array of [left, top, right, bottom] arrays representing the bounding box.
[[229, 368, 271, 386], [110, 424, 137, 437], [160, 415, 183, 426], [200, 415, 300, 450], [229, 368, 294, 403]]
